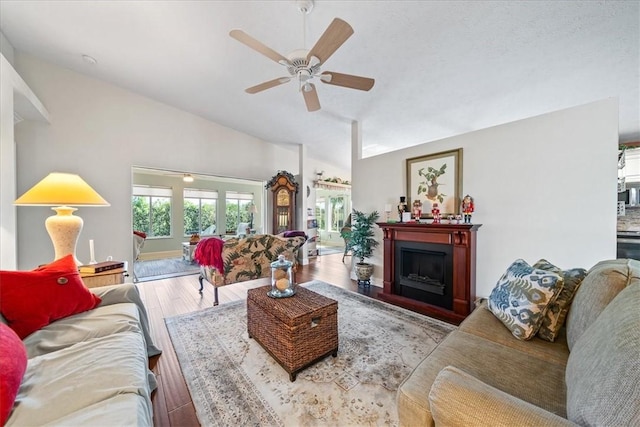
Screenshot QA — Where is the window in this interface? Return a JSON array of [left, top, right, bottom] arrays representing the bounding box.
[[225, 192, 253, 234], [184, 189, 218, 236], [315, 199, 326, 230], [329, 196, 347, 231], [132, 186, 172, 237]]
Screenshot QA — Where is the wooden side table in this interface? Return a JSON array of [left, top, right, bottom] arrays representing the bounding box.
[[80, 268, 126, 288]]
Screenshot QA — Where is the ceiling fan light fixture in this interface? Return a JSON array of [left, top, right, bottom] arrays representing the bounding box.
[[320, 73, 332, 83], [303, 82, 313, 92], [296, 0, 314, 15]]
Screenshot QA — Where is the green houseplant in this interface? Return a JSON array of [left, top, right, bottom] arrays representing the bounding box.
[[344, 209, 380, 285]]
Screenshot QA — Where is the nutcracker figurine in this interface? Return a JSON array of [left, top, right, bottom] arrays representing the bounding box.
[[431, 203, 441, 224], [398, 196, 407, 222], [412, 199, 423, 221], [461, 194, 474, 224]]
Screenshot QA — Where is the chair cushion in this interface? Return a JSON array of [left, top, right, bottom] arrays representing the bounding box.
[[565, 259, 640, 350], [488, 259, 564, 340], [531, 259, 587, 342], [565, 283, 640, 426], [0, 255, 101, 339]]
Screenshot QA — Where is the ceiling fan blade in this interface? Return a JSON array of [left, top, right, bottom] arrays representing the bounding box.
[[321, 72, 375, 91], [230, 29, 289, 64], [303, 83, 321, 112], [306, 18, 354, 64], [245, 77, 291, 94]]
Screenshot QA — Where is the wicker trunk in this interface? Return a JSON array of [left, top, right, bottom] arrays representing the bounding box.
[[247, 285, 338, 381]]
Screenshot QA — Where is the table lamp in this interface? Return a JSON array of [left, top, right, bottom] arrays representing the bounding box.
[[14, 172, 110, 265]]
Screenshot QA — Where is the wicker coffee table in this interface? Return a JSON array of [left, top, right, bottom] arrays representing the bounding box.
[[247, 285, 338, 381]]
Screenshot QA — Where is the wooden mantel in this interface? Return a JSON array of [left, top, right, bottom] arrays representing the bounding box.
[[377, 222, 481, 325]]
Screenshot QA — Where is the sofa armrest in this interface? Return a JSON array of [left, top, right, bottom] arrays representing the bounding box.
[[428, 366, 576, 427]]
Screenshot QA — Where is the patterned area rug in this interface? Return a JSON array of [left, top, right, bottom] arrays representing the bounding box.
[[165, 281, 455, 426]]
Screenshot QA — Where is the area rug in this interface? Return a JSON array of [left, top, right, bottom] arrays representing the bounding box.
[[165, 281, 455, 426], [134, 257, 199, 281]]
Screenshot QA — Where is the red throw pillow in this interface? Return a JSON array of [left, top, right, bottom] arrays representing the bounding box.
[[0, 323, 27, 425], [0, 255, 102, 339]]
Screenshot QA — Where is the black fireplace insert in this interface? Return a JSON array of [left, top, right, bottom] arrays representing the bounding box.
[[394, 240, 453, 310]]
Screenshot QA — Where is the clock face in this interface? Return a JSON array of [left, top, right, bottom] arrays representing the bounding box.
[[276, 189, 290, 206]]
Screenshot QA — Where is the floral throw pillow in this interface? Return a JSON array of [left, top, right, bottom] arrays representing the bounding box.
[[488, 259, 565, 340], [532, 259, 587, 342]]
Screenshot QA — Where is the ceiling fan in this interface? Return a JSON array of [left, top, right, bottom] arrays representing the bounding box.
[[229, 0, 374, 112]]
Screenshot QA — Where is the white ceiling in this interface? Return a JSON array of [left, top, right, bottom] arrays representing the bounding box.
[[1, 1, 638, 171]]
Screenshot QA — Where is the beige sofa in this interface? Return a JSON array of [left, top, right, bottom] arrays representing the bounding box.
[[397, 259, 640, 426]]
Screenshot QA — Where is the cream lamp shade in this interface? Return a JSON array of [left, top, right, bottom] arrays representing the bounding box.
[[14, 172, 110, 265]]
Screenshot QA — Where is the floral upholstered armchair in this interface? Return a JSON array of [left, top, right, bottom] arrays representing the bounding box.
[[195, 233, 307, 305]]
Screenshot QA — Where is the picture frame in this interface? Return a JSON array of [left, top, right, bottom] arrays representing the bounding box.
[[406, 148, 463, 217]]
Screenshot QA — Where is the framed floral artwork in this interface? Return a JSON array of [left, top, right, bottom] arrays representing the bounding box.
[[406, 148, 463, 217]]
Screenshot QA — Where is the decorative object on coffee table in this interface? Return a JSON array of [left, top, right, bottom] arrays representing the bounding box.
[[347, 209, 380, 287], [269, 254, 294, 298], [247, 285, 338, 382]]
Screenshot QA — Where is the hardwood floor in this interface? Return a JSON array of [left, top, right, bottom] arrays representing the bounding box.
[[138, 253, 380, 426]]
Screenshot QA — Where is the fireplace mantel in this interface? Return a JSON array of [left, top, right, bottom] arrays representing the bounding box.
[[377, 222, 481, 324]]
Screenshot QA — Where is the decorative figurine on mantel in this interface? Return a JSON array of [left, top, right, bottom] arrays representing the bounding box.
[[412, 200, 422, 222], [431, 203, 441, 224], [398, 197, 407, 222], [461, 194, 475, 224]]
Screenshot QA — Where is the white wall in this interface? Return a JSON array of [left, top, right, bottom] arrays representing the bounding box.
[[13, 53, 300, 269], [352, 98, 619, 298]]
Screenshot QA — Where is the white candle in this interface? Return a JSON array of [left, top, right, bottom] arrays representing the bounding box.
[[384, 204, 392, 212], [89, 239, 96, 264]]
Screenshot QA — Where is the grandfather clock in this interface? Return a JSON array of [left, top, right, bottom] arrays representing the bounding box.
[[266, 171, 298, 234]]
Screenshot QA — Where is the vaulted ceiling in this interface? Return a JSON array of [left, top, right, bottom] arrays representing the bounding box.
[[1, 1, 638, 171]]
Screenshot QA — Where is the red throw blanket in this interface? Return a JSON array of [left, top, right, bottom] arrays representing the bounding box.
[[193, 237, 224, 272]]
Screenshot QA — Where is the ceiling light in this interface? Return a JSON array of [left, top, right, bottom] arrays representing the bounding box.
[[183, 174, 194, 183]]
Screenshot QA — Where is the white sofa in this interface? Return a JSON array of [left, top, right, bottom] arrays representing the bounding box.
[[4, 283, 161, 426]]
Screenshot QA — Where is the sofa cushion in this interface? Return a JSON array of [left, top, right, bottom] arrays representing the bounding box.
[[22, 303, 141, 359], [0, 324, 27, 425], [532, 259, 587, 342], [429, 366, 575, 427], [459, 301, 569, 366], [7, 331, 153, 426], [565, 258, 640, 350], [0, 255, 102, 339], [565, 283, 640, 426], [397, 330, 568, 427], [488, 259, 564, 340]]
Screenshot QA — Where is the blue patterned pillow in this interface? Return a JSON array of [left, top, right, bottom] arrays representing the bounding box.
[[488, 259, 565, 340]]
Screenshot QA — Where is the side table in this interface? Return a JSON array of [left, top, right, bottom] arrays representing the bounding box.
[[80, 268, 126, 288], [182, 242, 196, 263]]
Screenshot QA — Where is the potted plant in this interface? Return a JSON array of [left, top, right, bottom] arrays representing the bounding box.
[[344, 209, 380, 285]]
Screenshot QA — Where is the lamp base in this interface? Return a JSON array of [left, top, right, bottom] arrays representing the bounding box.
[[45, 206, 83, 266]]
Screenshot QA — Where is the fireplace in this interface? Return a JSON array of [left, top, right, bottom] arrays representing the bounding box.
[[378, 222, 481, 324], [395, 241, 453, 310]]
